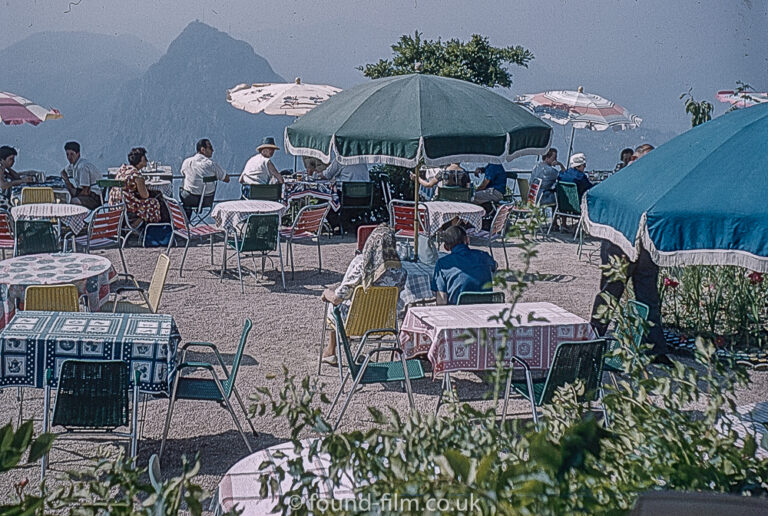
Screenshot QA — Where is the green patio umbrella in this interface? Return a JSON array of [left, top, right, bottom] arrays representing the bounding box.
[[284, 73, 552, 257]]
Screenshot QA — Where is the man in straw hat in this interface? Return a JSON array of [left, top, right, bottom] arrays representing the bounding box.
[[239, 136, 285, 187]]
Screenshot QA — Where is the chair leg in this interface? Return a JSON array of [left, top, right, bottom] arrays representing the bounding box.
[[231, 386, 259, 436], [318, 302, 328, 375], [118, 245, 129, 275], [130, 381, 139, 462], [333, 371, 364, 431], [288, 240, 295, 280], [166, 233, 175, 255], [220, 240, 227, 281], [327, 369, 351, 420], [219, 391, 253, 453], [501, 368, 514, 423], [400, 352, 415, 409], [16, 387, 24, 427], [522, 368, 538, 426], [316, 237, 322, 274], [41, 382, 52, 480], [502, 238, 509, 270], [159, 374, 182, 459], [434, 373, 450, 416], [235, 247, 244, 294], [277, 239, 286, 290], [179, 238, 191, 277]]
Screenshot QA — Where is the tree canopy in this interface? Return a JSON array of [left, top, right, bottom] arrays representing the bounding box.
[[359, 31, 534, 88]]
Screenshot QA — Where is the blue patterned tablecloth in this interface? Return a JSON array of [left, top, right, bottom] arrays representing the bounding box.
[[0, 311, 179, 393]]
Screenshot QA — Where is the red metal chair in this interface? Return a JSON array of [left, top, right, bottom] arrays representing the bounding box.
[[388, 200, 429, 240], [279, 203, 330, 279], [163, 196, 225, 277], [356, 224, 378, 253], [67, 203, 129, 274], [0, 209, 15, 259], [467, 203, 514, 269]]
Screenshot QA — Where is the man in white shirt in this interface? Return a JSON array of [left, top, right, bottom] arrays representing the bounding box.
[[180, 138, 229, 217], [239, 137, 285, 187], [61, 141, 102, 209], [322, 160, 370, 183]]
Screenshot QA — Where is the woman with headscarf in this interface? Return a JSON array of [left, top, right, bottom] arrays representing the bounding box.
[[319, 224, 407, 366]]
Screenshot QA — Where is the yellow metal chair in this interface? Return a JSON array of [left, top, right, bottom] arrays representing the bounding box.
[[101, 254, 170, 313], [317, 285, 400, 375], [20, 187, 56, 205], [24, 284, 80, 312]]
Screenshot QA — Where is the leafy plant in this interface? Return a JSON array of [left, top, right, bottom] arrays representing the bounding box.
[[0, 420, 55, 515], [680, 88, 713, 127], [359, 31, 533, 88]]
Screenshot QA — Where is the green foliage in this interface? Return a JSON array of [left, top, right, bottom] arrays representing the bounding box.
[[251, 221, 768, 514], [727, 80, 759, 111], [0, 420, 55, 515], [659, 266, 768, 348], [359, 31, 534, 87], [680, 88, 713, 127]]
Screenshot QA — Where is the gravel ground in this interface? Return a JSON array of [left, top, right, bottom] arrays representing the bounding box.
[[1, 231, 766, 507]]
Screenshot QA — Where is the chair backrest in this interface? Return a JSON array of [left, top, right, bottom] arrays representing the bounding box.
[[146, 254, 171, 313], [239, 213, 279, 252], [356, 225, 378, 253], [332, 305, 362, 380], [0, 209, 13, 242], [164, 196, 189, 234], [527, 178, 541, 205], [24, 284, 80, 312], [97, 179, 125, 203], [220, 318, 253, 397], [52, 360, 130, 429], [456, 291, 505, 305], [21, 187, 55, 205], [436, 187, 472, 202], [291, 203, 329, 236], [14, 220, 60, 256], [345, 286, 399, 338], [379, 174, 392, 206], [247, 183, 282, 201], [388, 200, 428, 233], [490, 203, 513, 237], [517, 178, 530, 201], [88, 203, 124, 243], [539, 339, 606, 405], [554, 181, 581, 216], [197, 176, 219, 210], [604, 300, 650, 372], [341, 182, 374, 208]]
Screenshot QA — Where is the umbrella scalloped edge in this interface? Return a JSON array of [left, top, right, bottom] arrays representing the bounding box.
[[581, 199, 768, 273], [284, 130, 551, 168]]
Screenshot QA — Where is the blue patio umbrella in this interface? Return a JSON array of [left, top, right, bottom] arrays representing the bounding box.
[[582, 102, 768, 272]]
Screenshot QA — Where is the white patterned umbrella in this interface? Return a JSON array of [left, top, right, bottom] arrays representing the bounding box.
[[226, 78, 341, 117], [515, 87, 641, 161], [716, 89, 768, 109], [0, 91, 62, 126]]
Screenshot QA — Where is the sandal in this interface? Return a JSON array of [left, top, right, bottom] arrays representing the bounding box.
[[322, 355, 338, 366]]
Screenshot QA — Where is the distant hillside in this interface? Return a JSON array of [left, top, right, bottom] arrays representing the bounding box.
[[1, 22, 292, 174]]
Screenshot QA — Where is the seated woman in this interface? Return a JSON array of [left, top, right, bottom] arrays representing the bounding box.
[[0, 146, 35, 209], [320, 224, 407, 366], [109, 147, 162, 224]]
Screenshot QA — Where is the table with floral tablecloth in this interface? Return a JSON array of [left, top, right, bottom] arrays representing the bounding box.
[[283, 180, 340, 211], [0, 311, 179, 392], [399, 302, 595, 374], [0, 253, 116, 330]]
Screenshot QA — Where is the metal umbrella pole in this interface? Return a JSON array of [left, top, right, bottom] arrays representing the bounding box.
[[413, 164, 420, 262]]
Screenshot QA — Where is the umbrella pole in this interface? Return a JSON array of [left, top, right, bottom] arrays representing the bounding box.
[[413, 165, 420, 262], [566, 125, 576, 165]]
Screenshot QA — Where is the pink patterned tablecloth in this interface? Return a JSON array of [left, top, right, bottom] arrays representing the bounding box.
[[399, 302, 595, 374]]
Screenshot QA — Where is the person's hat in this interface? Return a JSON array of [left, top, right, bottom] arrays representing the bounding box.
[[446, 163, 464, 172], [569, 153, 587, 168], [257, 137, 280, 152]]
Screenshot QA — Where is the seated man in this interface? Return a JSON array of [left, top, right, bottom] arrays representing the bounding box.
[[472, 163, 507, 205], [61, 141, 102, 209], [558, 152, 594, 199], [240, 137, 285, 186], [322, 159, 370, 183], [530, 148, 564, 206], [179, 138, 229, 217], [431, 225, 497, 305]]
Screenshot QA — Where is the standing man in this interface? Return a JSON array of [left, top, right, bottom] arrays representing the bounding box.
[[240, 137, 285, 187], [530, 148, 565, 206], [431, 225, 497, 305], [179, 138, 229, 218], [472, 163, 507, 205], [61, 141, 102, 209]]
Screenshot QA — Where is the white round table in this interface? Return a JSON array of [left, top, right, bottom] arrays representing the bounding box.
[[210, 200, 287, 231], [422, 201, 485, 236], [11, 203, 90, 235], [145, 179, 173, 198]]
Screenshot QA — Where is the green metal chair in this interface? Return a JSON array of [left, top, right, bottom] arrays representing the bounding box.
[[13, 219, 60, 256], [160, 319, 256, 458], [549, 181, 584, 256], [506, 339, 607, 425], [221, 213, 286, 292], [326, 305, 425, 430], [244, 183, 282, 201], [41, 360, 140, 478], [603, 300, 650, 385], [436, 186, 472, 202], [456, 290, 505, 305], [97, 178, 125, 204], [339, 181, 374, 235]]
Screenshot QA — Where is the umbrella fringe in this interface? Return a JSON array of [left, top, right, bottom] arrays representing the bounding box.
[[581, 198, 640, 261]]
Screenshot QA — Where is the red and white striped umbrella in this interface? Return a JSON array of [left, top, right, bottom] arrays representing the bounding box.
[[716, 90, 768, 108], [514, 88, 642, 131], [0, 91, 62, 126]]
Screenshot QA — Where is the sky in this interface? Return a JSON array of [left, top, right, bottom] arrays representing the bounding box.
[[4, 0, 767, 134]]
